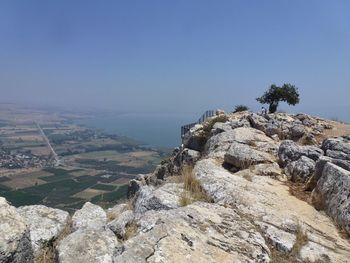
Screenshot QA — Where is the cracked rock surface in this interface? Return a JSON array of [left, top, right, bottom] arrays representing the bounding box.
[[116, 202, 270, 263]]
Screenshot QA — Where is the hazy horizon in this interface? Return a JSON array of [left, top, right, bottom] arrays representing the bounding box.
[[1, 1, 349, 121]]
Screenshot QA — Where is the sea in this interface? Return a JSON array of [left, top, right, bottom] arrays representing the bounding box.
[[77, 112, 196, 148]]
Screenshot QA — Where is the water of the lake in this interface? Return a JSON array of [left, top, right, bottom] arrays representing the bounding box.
[[78, 112, 196, 148]]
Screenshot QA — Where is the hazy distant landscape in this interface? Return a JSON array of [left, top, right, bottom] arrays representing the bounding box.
[[0, 104, 170, 212]]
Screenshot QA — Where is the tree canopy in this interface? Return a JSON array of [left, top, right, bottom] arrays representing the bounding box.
[[256, 84, 300, 113]]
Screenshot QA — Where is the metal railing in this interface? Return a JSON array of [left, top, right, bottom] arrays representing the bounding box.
[[181, 110, 215, 137]]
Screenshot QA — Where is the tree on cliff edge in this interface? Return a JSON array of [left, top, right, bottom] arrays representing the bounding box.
[[256, 84, 300, 113]]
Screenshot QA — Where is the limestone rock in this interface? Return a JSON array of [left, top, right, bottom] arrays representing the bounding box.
[[182, 124, 206, 151], [228, 118, 251, 129], [248, 113, 268, 131], [252, 162, 282, 177], [17, 205, 69, 255], [193, 159, 350, 262], [0, 197, 33, 263], [134, 183, 183, 214], [278, 140, 323, 166], [311, 162, 350, 235], [322, 136, 350, 160], [290, 124, 306, 139], [285, 156, 316, 183], [57, 229, 120, 263], [206, 127, 277, 159], [107, 210, 134, 239], [224, 142, 274, 168], [174, 148, 200, 167], [116, 202, 270, 263], [258, 222, 296, 253], [72, 202, 107, 231], [211, 121, 232, 135]]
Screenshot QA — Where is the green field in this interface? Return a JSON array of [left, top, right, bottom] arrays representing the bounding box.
[[0, 168, 133, 212]]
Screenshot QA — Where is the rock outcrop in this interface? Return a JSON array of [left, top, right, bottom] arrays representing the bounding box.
[[311, 163, 350, 234], [57, 229, 120, 263], [0, 198, 33, 263], [17, 205, 69, 255], [133, 183, 183, 214], [72, 202, 107, 231], [1, 110, 350, 262], [116, 202, 270, 263]]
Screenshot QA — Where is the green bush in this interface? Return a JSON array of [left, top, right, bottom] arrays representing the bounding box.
[[233, 105, 249, 113]]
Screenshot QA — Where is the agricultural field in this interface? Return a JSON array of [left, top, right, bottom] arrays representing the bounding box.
[[0, 105, 170, 212]]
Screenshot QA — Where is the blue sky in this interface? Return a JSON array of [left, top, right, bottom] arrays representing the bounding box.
[[0, 1, 349, 120]]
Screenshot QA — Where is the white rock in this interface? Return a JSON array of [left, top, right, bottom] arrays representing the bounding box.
[[17, 205, 69, 255], [72, 202, 107, 231], [224, 141, 275, 168], [312, 162, 350, 235], [285, 156, 315, 183], [116, 202, 270, 263], [0, 197, 33, 263], [107, 210, 134, 239], [134, 183, 183, 214], [193, 158, 350, 262], [57, 229, 120, 263]]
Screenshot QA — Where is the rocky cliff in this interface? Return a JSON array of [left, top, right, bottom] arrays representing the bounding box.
[[1, 111, 350, 263]]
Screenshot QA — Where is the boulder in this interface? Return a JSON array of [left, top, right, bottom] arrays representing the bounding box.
[[278, 140, 323, 166], [17, 205, 69, 255], [205, 131, 237, 158], [285, 156, 316, 183], [107, 210, 134, 239], [248, 113, 268, 131], [290, 124, 306, 139], [265, 120, 282, 137], [322, 137, 350, 159], [252, 163, 281, 177], [134, 183, 183, 214], [182, 124, 206, 151], [211, 122, 232, 135], [72, 202, 107, 231], [304, 156, 350, 191], [305, 156, 332, 191], [311, 163, 350, 235], [174, 148, 200, 167], [224, 142, 274, 169], [206, 127, 277, 159], [57, 229, 120, 263], [0, 197, 33, 263], [228, 119, 251, 129], [326, 150, 350, 161]]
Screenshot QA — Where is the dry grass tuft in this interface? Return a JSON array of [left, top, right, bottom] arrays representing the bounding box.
[[299, 134, 317, 146], [35, 242, 56, 263], [179, 166, 210, 206], [35, 221, 71, 263], [124, 222, 138, 240], [291, 224, 308, 256], [269, 223, 311, 263], [242, 170, 253, 182]]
